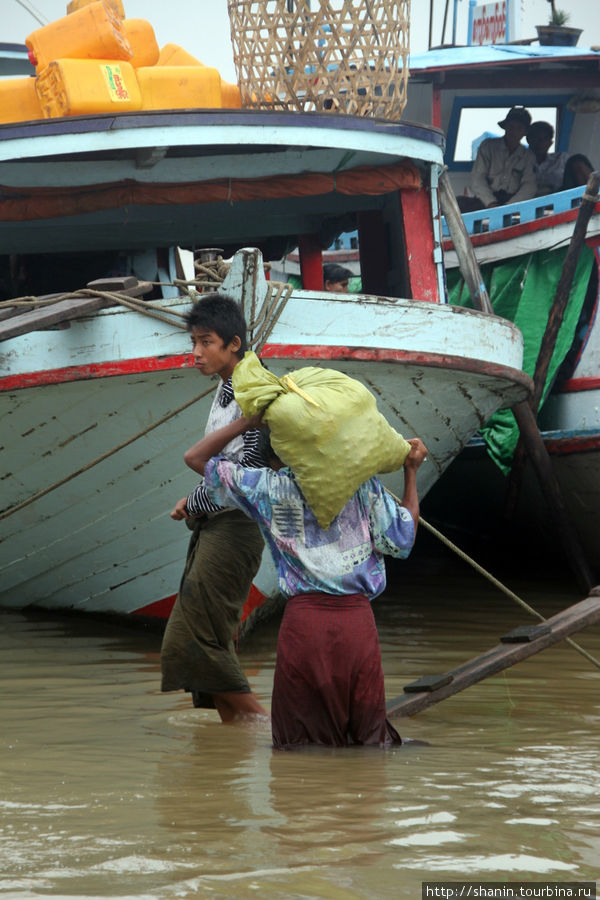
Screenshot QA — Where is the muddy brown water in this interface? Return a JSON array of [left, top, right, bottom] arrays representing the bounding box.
[[1, 556, 598, 899]]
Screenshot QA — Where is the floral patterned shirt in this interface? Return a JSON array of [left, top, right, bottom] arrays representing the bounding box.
[[203, 458, 415, 600]]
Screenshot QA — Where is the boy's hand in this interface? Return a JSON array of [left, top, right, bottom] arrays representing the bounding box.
[[170, 497, 190, 520], [404, 438, 428, 470]]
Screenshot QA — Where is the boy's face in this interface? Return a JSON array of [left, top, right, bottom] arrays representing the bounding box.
[[324, 277, 349, 293], [189, 327, 242, 381]]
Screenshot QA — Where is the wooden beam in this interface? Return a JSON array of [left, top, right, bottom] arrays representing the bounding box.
[[439, 170, 494, 313], [297, 233, 323, 290], [421, 68, 600, 92], [398, 187, 440, 302], [0, 278, 153, 342], [387, 589, 600, 718], [503, 172, 600, 591]]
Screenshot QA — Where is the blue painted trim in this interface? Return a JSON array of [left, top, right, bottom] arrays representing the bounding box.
[[465, 425, 600, 450], [467, 1, 476, 46], [445, 93, 575, 168], [556, 107, 574, 153], [441, 185, 586, 236]]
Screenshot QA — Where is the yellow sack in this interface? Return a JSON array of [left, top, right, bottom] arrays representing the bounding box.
[[232, 352, 411, 527]]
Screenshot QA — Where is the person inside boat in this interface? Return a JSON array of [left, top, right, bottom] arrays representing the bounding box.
[[323, 262, 352, 293], [183, 414, 428, 750], [459, 106, 536, 212], [160, 293, 269, 724], [526, 121, 569, 196], [562, 153, 594, 190]]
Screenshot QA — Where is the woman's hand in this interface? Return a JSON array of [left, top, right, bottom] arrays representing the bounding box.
[[404, 438, 428, 470]]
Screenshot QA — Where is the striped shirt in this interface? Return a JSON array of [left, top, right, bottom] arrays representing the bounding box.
[[186, 377, 266, 515]]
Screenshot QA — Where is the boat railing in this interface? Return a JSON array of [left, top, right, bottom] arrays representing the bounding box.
[[442, 185, 588, 238]]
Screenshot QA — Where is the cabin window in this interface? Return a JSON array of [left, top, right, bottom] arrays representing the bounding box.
[[445, 96, 573, 171]]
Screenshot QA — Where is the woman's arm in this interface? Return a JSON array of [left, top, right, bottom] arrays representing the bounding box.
[[400, 438, 428, 529]]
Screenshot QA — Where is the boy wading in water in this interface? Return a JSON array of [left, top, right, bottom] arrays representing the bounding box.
[[160, 294, 268, 723], [183, 416, 428, 749]]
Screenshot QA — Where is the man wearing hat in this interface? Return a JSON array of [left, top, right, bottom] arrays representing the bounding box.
[[467, 106, 537, 209]]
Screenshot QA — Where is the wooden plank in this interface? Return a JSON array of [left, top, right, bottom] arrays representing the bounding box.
[[438, 169, 494, 313], [387, 591, 600, 718], [0, 293, 64, 322], [0, 279, 153, 342]]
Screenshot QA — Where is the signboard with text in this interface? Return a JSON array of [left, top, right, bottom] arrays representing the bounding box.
[[469, 1, 515, 45]]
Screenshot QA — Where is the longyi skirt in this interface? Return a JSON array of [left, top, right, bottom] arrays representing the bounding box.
[[160, 509, 264, 707], [271, 592, 402, 749]]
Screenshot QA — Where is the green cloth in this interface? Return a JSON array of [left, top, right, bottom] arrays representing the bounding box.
[[447, 246, 594, 473], [286, 273, 362, 293]]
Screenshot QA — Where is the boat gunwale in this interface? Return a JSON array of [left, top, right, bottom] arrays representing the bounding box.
[[0, 107, 445, 147], [0, 346, 534, 395]]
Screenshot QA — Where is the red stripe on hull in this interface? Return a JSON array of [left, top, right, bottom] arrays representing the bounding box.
[[260, 344, 533, 387], [132, 584, 267, 622], [240, 584, 267, 621], [132, 593, 177, 620], [1, 345, 532, 392], [0, 354, 194, 391], [558, 376, 600, 393], [545, 434, 600, 455]]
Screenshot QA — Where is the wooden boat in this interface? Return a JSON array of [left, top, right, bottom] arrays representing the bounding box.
[[402, 39, 600, 578], [0, 10, 532, 622]]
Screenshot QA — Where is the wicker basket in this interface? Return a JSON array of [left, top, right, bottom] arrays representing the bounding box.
[[226, 0, 410, 119]]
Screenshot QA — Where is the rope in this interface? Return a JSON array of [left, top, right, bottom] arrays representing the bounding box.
[[192, 256, 231, 291], [0, 384, 219, 521], [1, 276, 294, 521], [249, 280, 294, 352], [0, 288, 189, 329], [387, 489, 600, 671]]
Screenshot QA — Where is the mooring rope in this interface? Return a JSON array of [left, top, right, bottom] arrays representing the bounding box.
[[388, 489, 600, 671], [0, 276, 292, 521], [0, 383, 219, 521]]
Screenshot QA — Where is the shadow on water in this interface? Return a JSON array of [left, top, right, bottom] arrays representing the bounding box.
[[1, 545, 598, 899]]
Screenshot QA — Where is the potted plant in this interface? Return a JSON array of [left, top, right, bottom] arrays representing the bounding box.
[[536, 1, 582, 46]]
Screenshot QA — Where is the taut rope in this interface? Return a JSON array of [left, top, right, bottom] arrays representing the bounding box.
[[0, 277, 292, 521], [388, 488, 600, 672]]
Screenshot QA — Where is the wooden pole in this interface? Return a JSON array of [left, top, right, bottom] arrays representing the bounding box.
[[504, 171, 600, 523], [439, 168, 597, 591], [441, 0, 450, 45], [429, 0, 434, 49], [438, 170, 494, 313]]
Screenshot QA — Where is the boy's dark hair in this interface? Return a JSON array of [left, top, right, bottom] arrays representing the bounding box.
[[527, 121, 554, 142], [323, 263, 353, 284], [184, 292, 248, 357]]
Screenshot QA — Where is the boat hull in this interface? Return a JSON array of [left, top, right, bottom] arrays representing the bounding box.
[[0, 293, 531, 618]]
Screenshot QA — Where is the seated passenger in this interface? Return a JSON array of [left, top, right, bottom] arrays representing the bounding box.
[[562, 154, 594, 189], [458, 106, 537, 212], [527, 121, 569, 195]]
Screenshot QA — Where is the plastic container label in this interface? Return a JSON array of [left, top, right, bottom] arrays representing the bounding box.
[[101, 63, 131, 101]]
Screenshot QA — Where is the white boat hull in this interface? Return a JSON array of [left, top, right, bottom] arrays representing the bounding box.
[[0, 291, 530, 617]]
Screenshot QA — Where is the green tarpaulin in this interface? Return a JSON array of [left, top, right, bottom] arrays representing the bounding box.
[[447, 245, 595, 473]]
